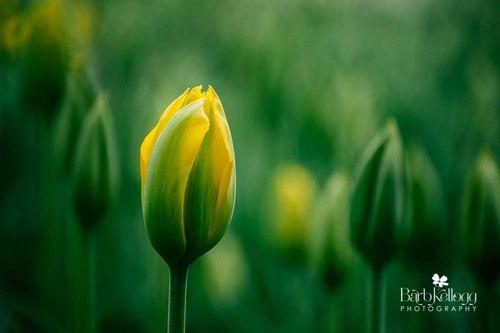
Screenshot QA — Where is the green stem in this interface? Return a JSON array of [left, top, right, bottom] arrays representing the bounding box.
[[479, 284, 490, 333], [78, 232, 94, 333], [369, 268, 384, 333], [167, 264, 189, 333]]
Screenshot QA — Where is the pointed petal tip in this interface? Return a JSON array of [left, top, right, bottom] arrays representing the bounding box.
[[385, 119, 401, 137]]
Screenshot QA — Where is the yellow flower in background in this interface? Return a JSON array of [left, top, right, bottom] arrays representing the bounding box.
[[67, 0, 98, 64], [271, 164, 316, 258], [203, 233, 248, 305], [1, 15, 30, 55], [73, 0, 97, 48], [141, 86, 236, 268]]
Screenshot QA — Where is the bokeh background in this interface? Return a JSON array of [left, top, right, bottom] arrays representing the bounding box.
[[0, 0, 499, 332]]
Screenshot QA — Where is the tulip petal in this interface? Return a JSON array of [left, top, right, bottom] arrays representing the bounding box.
[[140, 88, 190, 190], [143, 99, 210, 266], [184, 85, 203, 105], [212, 159, 236, 243], [207, 86, 235, 156], [182, 96, 235, 263]]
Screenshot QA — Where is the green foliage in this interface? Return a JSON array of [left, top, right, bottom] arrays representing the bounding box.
[[54, 65, 97, 174], [0, 0, 499, 332], [311, 171, 354, 291], [72, 94, 117, 231], [349, 121, 405, 270], [461, 150, 500, 286], [15, 0, 70, 121], [401, 145, 446, 264]]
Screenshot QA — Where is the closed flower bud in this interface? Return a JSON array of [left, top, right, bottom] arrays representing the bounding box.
[[54, 64, 97, 174], [311, 171, 353, 291], [349, 121, 404, 270], [270, 164, 316, 260], [401, 146, 446, 263], [72, 94, 117, 231], [461, 150, 500, 285], [141, 86, 236, 267]]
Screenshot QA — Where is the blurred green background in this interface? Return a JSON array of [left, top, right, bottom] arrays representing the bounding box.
[[0, 0, 498, 332]]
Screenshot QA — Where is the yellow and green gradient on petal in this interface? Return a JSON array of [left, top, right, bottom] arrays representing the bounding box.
[[140, 85, 236, 267]]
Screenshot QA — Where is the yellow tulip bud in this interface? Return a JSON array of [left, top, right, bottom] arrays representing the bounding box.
[[141, 86, 236, 267], [270, 164, 316, 260]]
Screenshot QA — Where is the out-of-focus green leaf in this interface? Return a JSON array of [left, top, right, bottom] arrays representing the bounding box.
[[461, 150, 500, 285], [72, 94, 118, 230], [349, 121, 405, 270]]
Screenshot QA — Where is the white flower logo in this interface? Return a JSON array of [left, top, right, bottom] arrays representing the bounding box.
[[432, 273, 449, 288]]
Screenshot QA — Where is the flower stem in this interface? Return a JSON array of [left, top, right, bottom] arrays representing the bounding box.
[[479, 284, 490, 333], [76, 232, 94, 333], [369, 268, 384, 333], [167, 264, 189, 333]]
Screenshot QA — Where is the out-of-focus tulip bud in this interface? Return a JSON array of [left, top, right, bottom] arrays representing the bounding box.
[[311, 171, 353, 291], [54, 63, 96, 174], [72, 94, 118, 231], [270, 164, 316, 260], [17, 0, 69, 121], [70, 0, 98, 58], [141, 86, 236, 268], [203, 233, 248, 305], [1, 13, 31, 59], [461, 150, 499, 286], [401, 146, 446, 263], [349, 121, 405, 270]]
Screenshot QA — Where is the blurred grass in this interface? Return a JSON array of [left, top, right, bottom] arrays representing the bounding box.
[[1, 0, 499, 332]]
